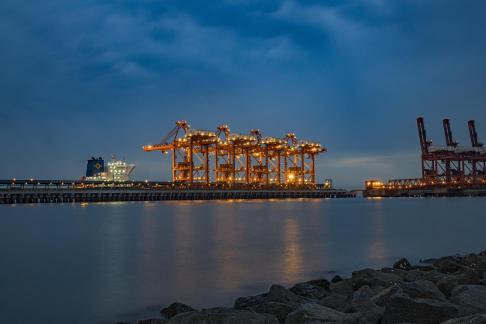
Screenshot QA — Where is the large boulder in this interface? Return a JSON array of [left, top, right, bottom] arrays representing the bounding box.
[[331, 275, 343, 283], [235, 285, 306, 310], [451, 285, 486, 313], [289, 279, 330, 300], [371, 285, 402, 307], [434, 257, 464, 274], [393, 258, 413, 271], [250, 302, 294, 324], [423, 270, 449, 284], [401, 279, 447, 301], [441, 314, 486, 324], [319, 293, 349, 311], [351, 269, 403, 290], [160, 303, 196, 319], [382, 294, 462, 324], [166, 307, 279, 324], [404, 269, 427, 282], [461, 254, 486, 280], [437, 269, 481, 297], [330, 279, 354, 298], [346, 286, 384, 324], [284, 303, 361, 324]]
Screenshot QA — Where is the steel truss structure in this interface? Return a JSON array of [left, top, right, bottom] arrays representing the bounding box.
[[144, 120, 326, 187], [417, 117, 486, 186], [372, 117, 486, 191]]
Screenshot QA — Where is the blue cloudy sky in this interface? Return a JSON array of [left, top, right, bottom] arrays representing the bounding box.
[[1, 0, 485, 187]]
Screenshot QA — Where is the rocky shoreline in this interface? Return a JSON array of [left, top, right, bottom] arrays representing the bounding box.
[[122, 250, 486, 324]]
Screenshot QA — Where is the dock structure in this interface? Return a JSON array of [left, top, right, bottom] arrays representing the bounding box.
[[363, 186, 486, 198], [0, 180, 354, 204]]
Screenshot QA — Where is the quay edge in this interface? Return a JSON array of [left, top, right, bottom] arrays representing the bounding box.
[[0, 180, 355, 204], [363, 187, 486, 198]]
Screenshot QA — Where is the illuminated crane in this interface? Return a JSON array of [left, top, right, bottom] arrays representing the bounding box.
[[144, 121, 327, 187]]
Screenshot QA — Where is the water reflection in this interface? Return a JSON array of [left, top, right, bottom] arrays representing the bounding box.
[[282, 217, 303, 283], [211, 204, 243, 293], [368, 200, 388, 265]]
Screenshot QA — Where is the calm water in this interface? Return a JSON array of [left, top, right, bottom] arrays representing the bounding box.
[[1, 198, 486, 323]]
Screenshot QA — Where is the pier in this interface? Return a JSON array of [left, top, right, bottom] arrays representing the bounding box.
[[363, 187, 486, 198], [0, 180, 354, 204]]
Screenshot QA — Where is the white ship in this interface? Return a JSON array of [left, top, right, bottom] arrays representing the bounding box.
[[85, 156, 135, 182]]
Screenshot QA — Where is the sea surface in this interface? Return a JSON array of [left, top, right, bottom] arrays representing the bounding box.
[[1, 198, 486, 323]]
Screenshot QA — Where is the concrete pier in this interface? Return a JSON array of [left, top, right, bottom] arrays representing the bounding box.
[[0, 180, 355, 204], [363, 187, 486, 198]]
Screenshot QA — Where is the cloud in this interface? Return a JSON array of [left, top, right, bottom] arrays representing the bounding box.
[[272, 0, 370, 42]]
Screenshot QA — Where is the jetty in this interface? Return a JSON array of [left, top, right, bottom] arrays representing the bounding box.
[[0, 180, 354, 204]]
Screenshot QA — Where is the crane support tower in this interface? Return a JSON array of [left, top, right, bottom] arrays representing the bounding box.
[[367, 117, 486, 195], [143, 120, 326, 188], [416, 117, 486, 185]]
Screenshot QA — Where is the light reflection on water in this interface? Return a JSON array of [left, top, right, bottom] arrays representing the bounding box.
[[1, 198, 486, 324]]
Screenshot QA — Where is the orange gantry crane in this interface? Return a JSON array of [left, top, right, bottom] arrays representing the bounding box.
[[143, 120, 326, 187]]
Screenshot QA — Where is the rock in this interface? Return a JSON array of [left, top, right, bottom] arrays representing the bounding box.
[[138, 319, 167, 324], [462, 254, 486, 272], [319, 293, 349, 311], [442, 314, 486, 324], [434, 257, 464, 274], [382, 294, 462, 324], [370, 285, 385, 295], [347, 286, 384, 324], [290, 280, 330, 300], [414, 265, 436, 272], [251, 302, 294, 324], [382, 268, 408, 281], [456, 269, 481, 285], [350, 286, 374, 306], [438, 278, 460, 297], [451, 285, 486, 313], [404, 269, 426, 282], [235, 294, 266, 309], [423, 270, 449, 284], [351, 268, 403, 290], [307, 279, 331, 290], [284, 303, 360, 324], [371, 285, 402, 307], [235, 285, 306, 310], [330, 279, 354, 298], [394, 258, 413, 271], [332, 275, 343, 283], [166, 307, 279, 324], [160, 303, 196, 320], [401, 279, 447, 301], [437, 269, 481, 296]]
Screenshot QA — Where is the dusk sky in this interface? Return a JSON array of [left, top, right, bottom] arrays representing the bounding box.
[[1, 0, 485, 187]]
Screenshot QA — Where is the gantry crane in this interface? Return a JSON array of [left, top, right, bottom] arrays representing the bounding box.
[[143, 121, 327, 187]]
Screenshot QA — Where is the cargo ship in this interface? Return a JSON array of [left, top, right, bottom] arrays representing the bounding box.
[[84, 156, 135, 182]]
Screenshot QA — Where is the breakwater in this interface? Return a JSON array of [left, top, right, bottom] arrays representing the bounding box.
[[127, 250, 486, 324], [0, 180, 354, 204]]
